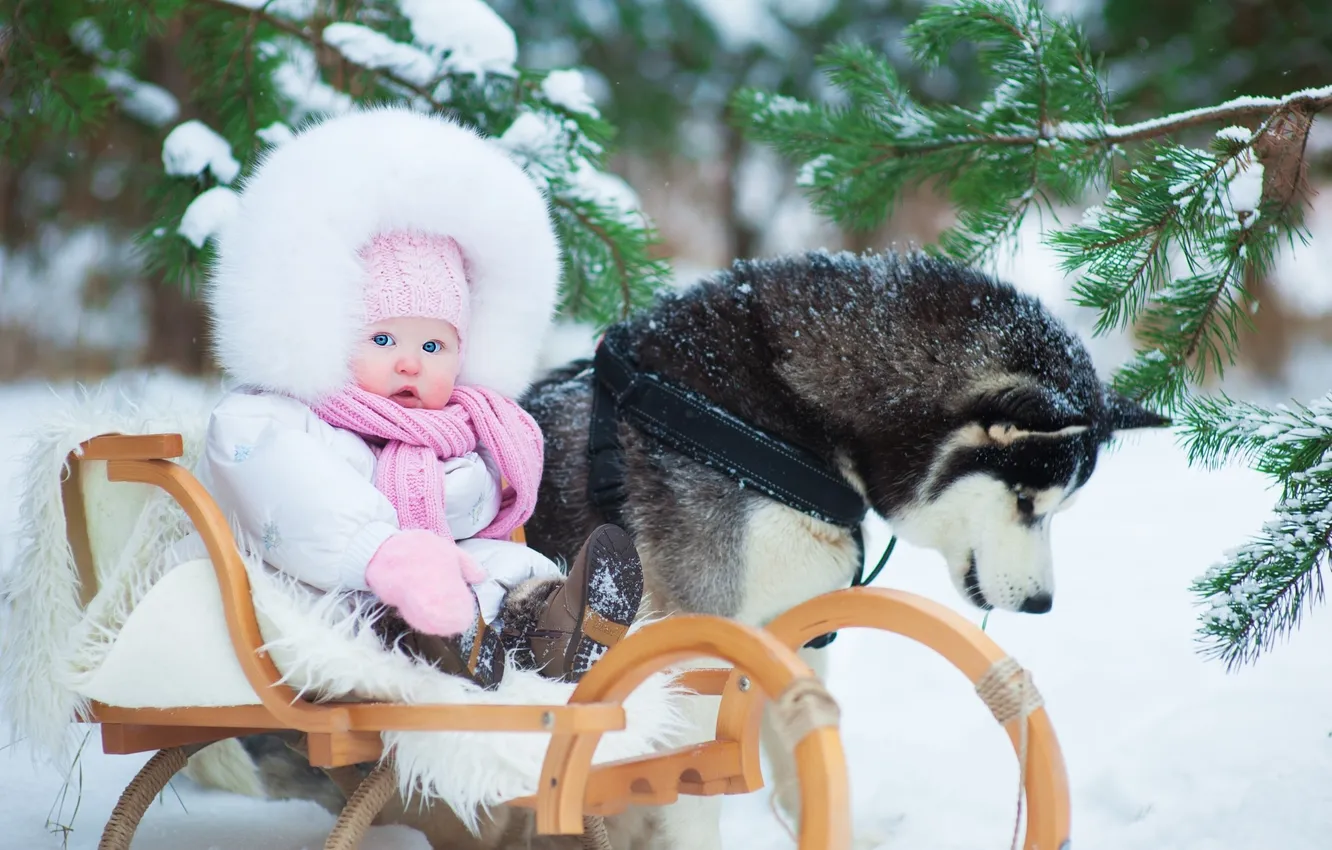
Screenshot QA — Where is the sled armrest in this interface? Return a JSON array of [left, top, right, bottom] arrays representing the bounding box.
[[101, 455, 353, 733], [80, 433, 184, 461]]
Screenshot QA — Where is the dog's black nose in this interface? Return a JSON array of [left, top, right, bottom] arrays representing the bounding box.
[[1019, 592, 1053, 614]]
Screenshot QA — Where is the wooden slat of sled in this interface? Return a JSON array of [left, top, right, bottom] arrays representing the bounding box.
[[79, 433, 184, 460], [100, 722, 275, 755], [506, 740, 747, 817], [89, 702, 628, 733], [88, 670, 729, 766], [673, 668, 731, 695], [89, 701, 630, 767]]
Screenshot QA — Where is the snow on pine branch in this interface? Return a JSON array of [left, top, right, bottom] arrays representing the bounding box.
[[213, 0, 317, 18], [1184, 392, 1332, 669], [323, 23, 442, 88], [398, 0, 518, 77], [162, 120, 240, 184], [1194, 483, 1332, 670], [178, 187, 241, 249], [271, 40, 354, 121], [1084, 85, 1332, 145], [322, 1, 521, 91], [541, 70, 600, 118], [499, 110, 641, 214], [67, 18, 180, 128], [162, 119, 243, 248], [1183, 392, 1332, 475]]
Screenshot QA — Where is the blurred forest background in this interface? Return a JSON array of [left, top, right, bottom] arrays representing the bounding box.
[[2, 0, 1330, 388]]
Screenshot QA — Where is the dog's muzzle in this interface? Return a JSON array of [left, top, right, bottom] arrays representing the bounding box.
[[964, 552, 1054, 614]]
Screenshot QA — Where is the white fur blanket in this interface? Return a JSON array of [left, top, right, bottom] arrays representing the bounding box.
[[0, 386, 686, 829]]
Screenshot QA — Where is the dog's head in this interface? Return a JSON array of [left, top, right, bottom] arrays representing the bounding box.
[[754, 251, 1169, 614], [885, 379, 1166, 613]]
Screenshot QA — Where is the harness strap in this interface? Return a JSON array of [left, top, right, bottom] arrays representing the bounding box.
[[589, 330, 867, 529], [586, 328, 894, 649]]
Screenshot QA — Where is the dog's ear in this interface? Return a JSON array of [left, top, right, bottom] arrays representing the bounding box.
[[968, 384, 1089, 434], [1102, 386, 1172, 433]]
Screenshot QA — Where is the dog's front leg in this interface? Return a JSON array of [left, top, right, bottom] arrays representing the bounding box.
[[655, 796, 725, 850], [650, 658, 728, 850], [760, 644, 831, 830]]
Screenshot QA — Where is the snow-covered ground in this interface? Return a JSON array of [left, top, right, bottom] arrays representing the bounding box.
[[2, 370, 1331, 850]]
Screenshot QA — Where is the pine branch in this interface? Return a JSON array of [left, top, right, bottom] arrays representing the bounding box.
[[827, 86, 1332, 152], [1182, 393, 1332, 669], [555, 198, 631, 318], [194, 0, 446, 108], [1101, 88, 1332, 144]]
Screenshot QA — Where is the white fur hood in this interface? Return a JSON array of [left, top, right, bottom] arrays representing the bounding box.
[[206, 105, 562, 402]]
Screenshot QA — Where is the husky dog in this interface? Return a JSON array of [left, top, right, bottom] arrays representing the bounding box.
[[525, 249, 1166, 621], [220, 250, 1164, 848], [524, 249, 1165, 848]]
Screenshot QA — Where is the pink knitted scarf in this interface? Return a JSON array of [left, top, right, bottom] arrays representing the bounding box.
[[312, 385, 543, 541]]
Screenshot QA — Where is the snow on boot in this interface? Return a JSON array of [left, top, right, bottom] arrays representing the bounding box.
[[519, 524, 644, 682]]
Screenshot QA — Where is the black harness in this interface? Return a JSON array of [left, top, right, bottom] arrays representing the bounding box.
[[585, 326, 895, 649]]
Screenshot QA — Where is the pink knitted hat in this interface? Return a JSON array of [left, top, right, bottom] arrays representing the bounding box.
[[359, 229, 470, 350]]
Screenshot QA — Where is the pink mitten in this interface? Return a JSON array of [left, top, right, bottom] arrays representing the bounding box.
[[365, 530, 486, 636]]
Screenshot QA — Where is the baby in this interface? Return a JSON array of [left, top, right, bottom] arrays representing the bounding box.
[[196, 107, 644, 689]]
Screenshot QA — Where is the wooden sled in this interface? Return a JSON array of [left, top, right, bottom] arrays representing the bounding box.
[[55, 433, 1070, 850], [60, 434, 850, 850]]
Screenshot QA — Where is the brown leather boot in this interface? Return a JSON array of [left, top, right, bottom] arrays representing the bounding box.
[[509, 524, 644, 682]]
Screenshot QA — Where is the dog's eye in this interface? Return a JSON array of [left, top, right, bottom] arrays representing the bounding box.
[[1016, 494, 1035, 516]]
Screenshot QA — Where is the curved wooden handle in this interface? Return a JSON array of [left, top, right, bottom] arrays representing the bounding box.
[[105, 458, 352, 732], [742, 587, 1071, 850], [535, 615, 850, 850]]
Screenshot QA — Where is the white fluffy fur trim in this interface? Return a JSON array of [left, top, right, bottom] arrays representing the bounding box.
[[207, 105, 563, 402], [0, 382, 221, 766]]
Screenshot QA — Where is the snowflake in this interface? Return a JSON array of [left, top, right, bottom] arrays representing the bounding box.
[[233, 443, 252, 462], [262, 520, 282, 551]]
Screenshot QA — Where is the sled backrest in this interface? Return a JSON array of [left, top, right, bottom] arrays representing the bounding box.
[[62, 432, 530, 605], [61, 434, 184, 607]]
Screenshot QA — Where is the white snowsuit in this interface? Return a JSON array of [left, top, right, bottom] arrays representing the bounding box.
[[191, 387, 562, 623]]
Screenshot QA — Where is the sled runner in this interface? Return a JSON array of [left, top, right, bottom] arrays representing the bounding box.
[[4, 414, 1069, 850]]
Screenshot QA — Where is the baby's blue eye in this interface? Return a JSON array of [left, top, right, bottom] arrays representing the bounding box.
[[423, 340, 443, 354], [372, 333, 393, 347]]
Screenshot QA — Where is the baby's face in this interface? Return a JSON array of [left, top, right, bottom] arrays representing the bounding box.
[[351, 316, 461, 409]]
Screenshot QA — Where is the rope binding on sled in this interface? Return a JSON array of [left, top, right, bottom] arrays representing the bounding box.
[[976, 657, 1046, 850], [763, 676, 843, 842]]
